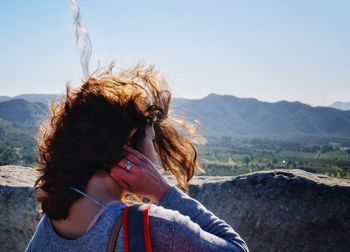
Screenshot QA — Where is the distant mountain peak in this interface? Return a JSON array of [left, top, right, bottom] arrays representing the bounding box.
[[331, 101, 350, 111], [172, 94, 350, 137], [206, 93, 232, 98]]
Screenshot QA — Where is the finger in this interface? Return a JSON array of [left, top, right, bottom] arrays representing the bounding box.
[[123, 145, 150, 163], [126, 154, 152, 169], [119, 151, 144, 166], [126, 155, 154, 173], [117, 159, 139, 172], [120, 149, 153, 169], [123, 145, 154, 165], [121, 178, 134, 193], [111, 166, 137, 185], [110, 173, 131, 192]]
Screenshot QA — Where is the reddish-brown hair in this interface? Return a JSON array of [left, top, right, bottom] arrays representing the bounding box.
[[35, 65, 204, 220]]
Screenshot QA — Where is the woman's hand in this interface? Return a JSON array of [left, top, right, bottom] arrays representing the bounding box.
[[110, 145, 171, 203]]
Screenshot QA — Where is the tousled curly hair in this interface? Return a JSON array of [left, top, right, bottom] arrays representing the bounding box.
[[35, 65, 204, 220]]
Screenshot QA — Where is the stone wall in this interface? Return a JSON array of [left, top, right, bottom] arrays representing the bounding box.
[[188, 170, 350, 252], [1, 166, 349, 252], [0, 166, 41, 251]]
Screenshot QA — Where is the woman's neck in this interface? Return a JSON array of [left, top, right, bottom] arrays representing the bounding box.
[[85, 170, 123, 204], [51, 170, 123, 239]]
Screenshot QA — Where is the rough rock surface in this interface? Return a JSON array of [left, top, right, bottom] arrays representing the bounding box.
[[1, 166, 350, 252], [0, 166, 41, 252], [189, 170, 350, 252]]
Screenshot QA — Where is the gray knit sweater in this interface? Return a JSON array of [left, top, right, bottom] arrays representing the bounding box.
[[26, 186, 249, 251]]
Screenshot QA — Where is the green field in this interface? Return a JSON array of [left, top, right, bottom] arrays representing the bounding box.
[[1, 125, 350, 179], [196, 137, 350, 178]]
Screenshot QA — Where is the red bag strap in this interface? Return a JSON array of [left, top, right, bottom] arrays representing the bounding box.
[[122, 207, 130, 252], [143, 204, 152, 252], [122, 204, 152, 252]]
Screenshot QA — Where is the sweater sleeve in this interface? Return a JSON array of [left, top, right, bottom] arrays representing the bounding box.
[[148, 185, 249, 252]]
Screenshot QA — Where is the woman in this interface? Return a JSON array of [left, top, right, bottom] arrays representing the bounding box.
[[25, 65, 249, 251]]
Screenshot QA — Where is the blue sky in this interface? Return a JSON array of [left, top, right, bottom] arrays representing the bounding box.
[[1, 0, 349, 106]]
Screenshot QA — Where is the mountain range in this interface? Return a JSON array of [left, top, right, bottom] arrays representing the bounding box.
[[0, 93, 350, 142], [0, 94, 59, 105], [172, 94, 350, 141], [0, 99, 48, 127]]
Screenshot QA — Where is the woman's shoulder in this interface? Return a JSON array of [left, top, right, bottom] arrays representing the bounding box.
[[25, 215, 55, 251], [26, 201, 125, 251], [89, 200, 125, 229]]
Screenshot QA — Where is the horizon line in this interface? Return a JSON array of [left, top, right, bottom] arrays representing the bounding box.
[[1, 92, 349, 108]]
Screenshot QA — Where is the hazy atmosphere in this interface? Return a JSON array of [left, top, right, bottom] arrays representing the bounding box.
[[1, 0, 350, 106], [1, 2, 350, 251]]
